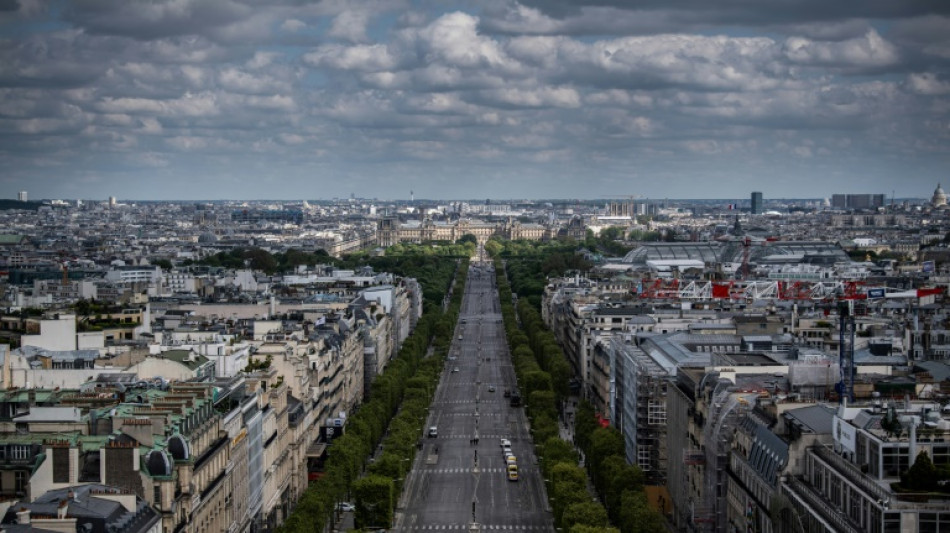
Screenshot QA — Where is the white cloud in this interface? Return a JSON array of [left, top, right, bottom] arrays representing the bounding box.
[[303, 43, 400, 71], [415, 12, 519, 71], [281, 19, 307, 33], [246, 51, 280, 69], [328, 10, 372, 43], [138, 117, 163, 134], [908, 72, 950, 95], [482, 86, 581, 108], [783, 29, 899, 69], [218, 68, 284, 94], [96, 92, 219, 117]]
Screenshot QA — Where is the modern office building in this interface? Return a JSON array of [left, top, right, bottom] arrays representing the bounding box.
[[751, 191, 763, 215]]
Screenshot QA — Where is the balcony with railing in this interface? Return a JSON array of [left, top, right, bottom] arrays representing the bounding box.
[[784, 475, 862, 533], [812, 445, 890, 503]]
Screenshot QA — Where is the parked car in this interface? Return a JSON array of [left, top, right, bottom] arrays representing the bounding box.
[[428, 426, 438, 438], [336, 502, 355, 512]]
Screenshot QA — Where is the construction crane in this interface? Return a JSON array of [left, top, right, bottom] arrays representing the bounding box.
[[836, 299, 856, 403]]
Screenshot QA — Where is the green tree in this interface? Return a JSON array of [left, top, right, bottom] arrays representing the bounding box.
[[245, 247, 278, 273], [353, 476, 394, 530], [152, 258, 173, 270], [562, 501, 610, 530], [540, 437, 579, 475], [457, 234, 478, 245], [523, 370, 553, 396], [550, 462, 588, 488], [904, 451, 938, 491], [600, 226, 625, 241], [618, 490, 665, 533], [588, 428, 625, 493], [553, 479, 590, 527], [570, 526, 620, 533], [574, 402, 598, 453], [601, 456, 645, 521]]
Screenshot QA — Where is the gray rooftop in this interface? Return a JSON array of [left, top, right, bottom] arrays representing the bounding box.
[[783, 404, 836, 434]]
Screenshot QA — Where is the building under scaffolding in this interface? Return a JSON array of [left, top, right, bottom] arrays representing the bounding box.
[[609, 335, 707, 485]]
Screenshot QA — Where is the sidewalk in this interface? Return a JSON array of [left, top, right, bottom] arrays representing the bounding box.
[[558, 396, 585, 468]]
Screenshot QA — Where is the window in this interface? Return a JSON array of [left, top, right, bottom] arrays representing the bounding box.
[[648, 401, 666, 425], [14, 471, 26, 493], [637, 445, 651, 470], [11, 445, 29, 460]]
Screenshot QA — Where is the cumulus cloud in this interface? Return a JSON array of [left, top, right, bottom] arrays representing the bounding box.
[[328, 9, 372, 43], [907, 72, 950, 95], [783, 29, 900, 69], [1, 0, 948, 199], [303, 43, 401, 71]]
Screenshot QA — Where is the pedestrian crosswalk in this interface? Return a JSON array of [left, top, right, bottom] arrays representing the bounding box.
[[404, 525, 549, 531], [423, 467, 532, 474], [432, 433, 508, 439]]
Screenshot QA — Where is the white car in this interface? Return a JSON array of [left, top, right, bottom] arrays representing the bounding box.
[[499, 438, 511, 448], [336, 502, 355, 512]]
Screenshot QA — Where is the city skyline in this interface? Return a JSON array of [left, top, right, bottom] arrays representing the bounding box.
[[1, 0, 948, 201]]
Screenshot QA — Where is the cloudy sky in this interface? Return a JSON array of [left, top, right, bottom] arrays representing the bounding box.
[[1, 0, 949, 201]]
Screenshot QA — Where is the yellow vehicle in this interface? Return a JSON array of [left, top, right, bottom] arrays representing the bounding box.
[[507, 464, 519, 481]]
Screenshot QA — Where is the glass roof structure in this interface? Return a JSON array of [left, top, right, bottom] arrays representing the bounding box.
[[621, 241, 849, 266]]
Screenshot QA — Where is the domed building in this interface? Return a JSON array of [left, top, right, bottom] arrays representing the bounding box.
[[933, 183, 947, 208]]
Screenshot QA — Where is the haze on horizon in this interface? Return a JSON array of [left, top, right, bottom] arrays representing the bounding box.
[[1, 0, 948, 202]]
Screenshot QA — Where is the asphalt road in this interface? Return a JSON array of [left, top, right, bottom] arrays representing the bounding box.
[[393, 256, 554, 532]]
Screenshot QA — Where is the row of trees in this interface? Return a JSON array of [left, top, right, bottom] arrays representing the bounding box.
[[573, 403, 666, 532], [494, 241, 665, 533], [343, 253, 469, 313], [493, 254, 615, 532], [489, 238, 592, 309], [359, 239, 477, 259], [277, 254, 468, 533], [584, 227, 636, 257]]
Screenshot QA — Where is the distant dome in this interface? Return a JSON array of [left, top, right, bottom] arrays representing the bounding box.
[[933, 183, 947, 208], [198, 232, 218, 243]]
